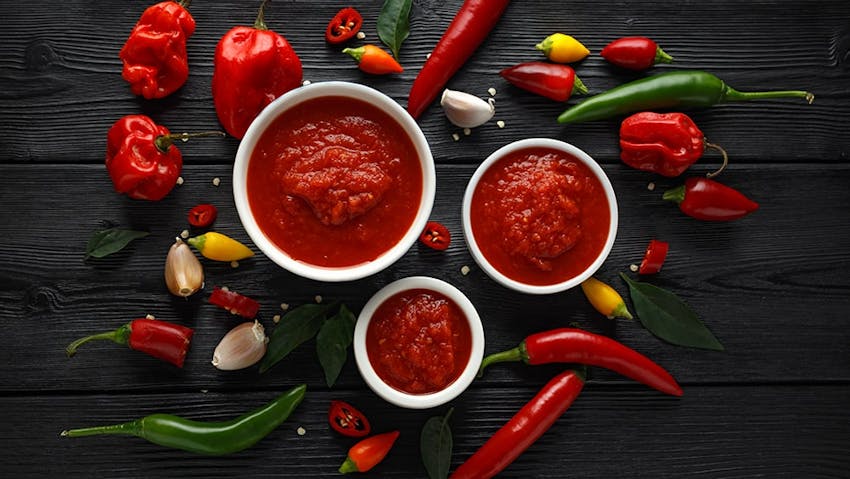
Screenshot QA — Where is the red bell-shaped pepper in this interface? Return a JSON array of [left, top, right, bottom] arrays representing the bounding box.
[[499, 62, 587, 102], [663, 177, 759, 221], [66, 318, 194, 367], [601, 36, 673, 71]]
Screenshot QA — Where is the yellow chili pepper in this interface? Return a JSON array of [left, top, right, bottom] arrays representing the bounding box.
[[580, 277, 633, 320], [187, 232, 254, 262], [535, 33, 590, 63]]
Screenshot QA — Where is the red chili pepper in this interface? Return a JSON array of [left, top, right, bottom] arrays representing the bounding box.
[[600, 36, 673, 71], [663, 177, 759, 222], [407, 0, 511, 118], [119, 0, 195, 99], [338, 430, 400, 474], [209, 286, 260, 319], [499, 61, 587, 102], [212, 0, 303, 139], [419, 221, 451, 251], [450, 369, 584, 479], [342, 45, 403, 75], [328, 400, 371, 438], [325, 7, 362, 44], [187, 204, 218, 228], [620, 112, 729, 178], [65, 318, 194, 367], [639, 239, 669, 275], [479, 328, 683, 396]]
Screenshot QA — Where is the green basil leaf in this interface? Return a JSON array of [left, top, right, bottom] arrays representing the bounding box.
[[259, 303, 330, 373], [316, 304, 356, 388], [378, 0, 413, 58], [421, 408, 454, 479], [85, 227, 149, 259], [620, 273, 725, 351]]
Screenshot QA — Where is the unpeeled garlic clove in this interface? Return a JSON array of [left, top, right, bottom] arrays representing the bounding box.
[[440, 89, 496, 128], [165, 238, 204, 297], [211, 321, 268, 371]]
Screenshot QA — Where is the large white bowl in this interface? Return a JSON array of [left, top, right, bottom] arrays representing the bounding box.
[[462, 138, 618, 295], [233, 81, 435, 282]]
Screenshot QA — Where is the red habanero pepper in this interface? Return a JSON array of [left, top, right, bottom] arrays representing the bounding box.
[[328, 400, 371, 438], [499, 62, 587, 102], [663, 177, 759, 221], [212, 0, 303, 139], [342, 45, 403, 74], [209, 286, 261, 319], [326, 7, 363, 44], [66, 318, 194, 367], [187, 204, 217, 228], [119, 0, 195, 99], [419, 221, 451, 251], [338, 430, 400, 474], [601, 36, 674, 71], [407, 0, 511, 118], [479, 328, 683, 397], [450, 369, 584, 479], [620, 112, 729, 178], [639, 239, 669, 275]]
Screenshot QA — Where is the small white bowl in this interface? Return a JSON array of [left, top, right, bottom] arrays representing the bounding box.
[[462, 138, 618, 295], [233, 81, 436, 282], [353, 277, 485, 409]]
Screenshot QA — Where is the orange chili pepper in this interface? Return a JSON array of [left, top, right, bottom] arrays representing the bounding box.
[[342, 45, 403, 75]]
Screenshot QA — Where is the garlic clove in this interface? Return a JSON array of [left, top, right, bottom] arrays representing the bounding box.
[[165, 238, 204, 297], [211, 321, 268, 371], [440, 89, 496, 128]]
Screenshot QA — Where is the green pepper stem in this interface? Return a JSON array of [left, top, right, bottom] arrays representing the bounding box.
[[254, 0, 271, 31], [477, 342, 529, 377], [612, 302, 634, 320], [655, 46, 674, 65], [573, 76, 588, 95], [342, 47, 364, 63], [339, 457, 359, 474], [177, 0, 191, 8], [662, 185, 687, 204], [704, 141, 729, 179], [723, 87, 814, 104], [61, 419, 141, 438], [155, 131, 226, 153], [65, 323, 132, 357]]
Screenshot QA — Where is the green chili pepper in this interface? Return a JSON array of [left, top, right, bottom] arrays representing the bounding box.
[[60, 384, 306, 455], [557, 70, 814, 124]]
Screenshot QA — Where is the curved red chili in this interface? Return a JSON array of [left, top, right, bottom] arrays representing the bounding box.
[[338, 430, 400, 474], [326, 7, 363, 44], [188, 204, 218, 228], [209, 286, 260, 319], [328, 400, 371, 438], [479, 328, 682, 396], [407, 0, 511, 118], [499, 61, 587, 102], [419, 221, 451, 251], [601, 36, 673, 71], [639, 239, 669, 275], [663, 177, 759, 221], [65, 318, 194, 367], [450, 369, 584, 479]]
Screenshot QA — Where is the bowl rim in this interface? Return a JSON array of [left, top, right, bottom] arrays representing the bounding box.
[[353, 276, 485, 409], [461, 138, 619, 295], [232, 81, 436, 282]]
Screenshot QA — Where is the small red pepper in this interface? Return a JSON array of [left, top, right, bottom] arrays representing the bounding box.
[[325, 7, 363, 44], [65, 318, 194, 367], [639, 239, 669, 275], [419, 221, 451, 251], [328, 400, 371, 438], [620, 112, 729, 178], [601, 36, 673, 71], [338, 430, 400, 474], [499, 61, 587, 102], [212, 0, 303, 139], [119, 0, 195, 99], [663, 177, 759, 222], [479, 328, 682, 397], [342, 45, 403, 75], [450, 369, 585, 479], [187, 203, 217, 228], [209, 286, 261, 319]]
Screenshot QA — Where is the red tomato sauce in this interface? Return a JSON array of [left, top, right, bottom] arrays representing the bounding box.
[[470, 147, 610, 286], [366, 289, 472, 395], [247, 96, 422, 267]]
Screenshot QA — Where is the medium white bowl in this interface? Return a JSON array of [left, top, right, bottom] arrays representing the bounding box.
[[462, 138, 618, 295], [353, 276, 485, 409], [233, 81, 435, 282]]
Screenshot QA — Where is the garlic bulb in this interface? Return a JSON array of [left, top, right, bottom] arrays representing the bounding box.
[[440, 89, 496, 128], [212, 321, 268, 371], [165, 238, 204, 297]]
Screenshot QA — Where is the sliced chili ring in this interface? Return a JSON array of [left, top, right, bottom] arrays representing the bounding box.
[[208, 286, 260, 319], [188, 203, 217, 228], [325, 7, 363, 45], [639, 239, 669, 275], [419, 221, 451, 251], [328, 400, 371, 438]]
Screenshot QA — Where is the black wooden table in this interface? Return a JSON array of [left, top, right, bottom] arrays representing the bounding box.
[[2, 1, 849, 477]]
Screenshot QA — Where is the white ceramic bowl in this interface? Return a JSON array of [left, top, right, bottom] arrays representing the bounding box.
[[462, 138, 618, 295], [353, 276, 485, 409], [233, 81, 436, 282]]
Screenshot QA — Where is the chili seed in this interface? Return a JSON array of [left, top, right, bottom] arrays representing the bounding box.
[[315, 295, 323, 304], [452, 133, 460, 141], [145, 314, 156, 319], [180, 229, 189, 239], [221, 286, 230, 292], [463, 128, 471, 136], [273, 314, 281, 324], [212, 177, 221, 187], [296, 427, 306, 436], [461, 265, 471, 276], [230, 261, 239, 268], [302, 80, 311, 86], [647, 182, 656, 191], [488, 87, 497, 96], [176, 176, 184, 185], [629, 264, 639, 272], [280, 302, 289, 311], [496, 120, 506, 128], [356, 31, 366, 40]]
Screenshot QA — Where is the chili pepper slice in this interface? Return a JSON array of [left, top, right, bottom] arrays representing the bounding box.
[[326, 7, 363, 44], [639, 239, 669, 275], [601, 36, 673, 71], [209, 286, 260, 319], [342, 45, 403, 74], [65, 318, 194, 367], [663, 177, 759, 222], [499, 61, 587, 102], [339, 430, 400, 474], [328, 400, 371, 438], [419, 221, 451, 251], [187, 204, 218, 228]]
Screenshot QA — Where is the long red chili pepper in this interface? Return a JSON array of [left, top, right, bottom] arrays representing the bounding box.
[[479, 328, 683, 396], [663, 177, 759, 221], [450, 369, 585, 479], [407, 0, 511, 118], [499, 61, 587, 102], [65, 318, 194, 367]]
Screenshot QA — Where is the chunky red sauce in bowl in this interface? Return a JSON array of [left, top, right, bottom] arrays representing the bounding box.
[[463, 139, 618, 294], [233, 82, 435, 281]]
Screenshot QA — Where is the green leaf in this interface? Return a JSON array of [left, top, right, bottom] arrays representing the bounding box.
[[85, 227, 149, 259], [378, 0, 413, 59], [620, 273, 725, 351], [316, 304, 356, 388], [421, 408, 454, 479], [259, 303, 330, 373]]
